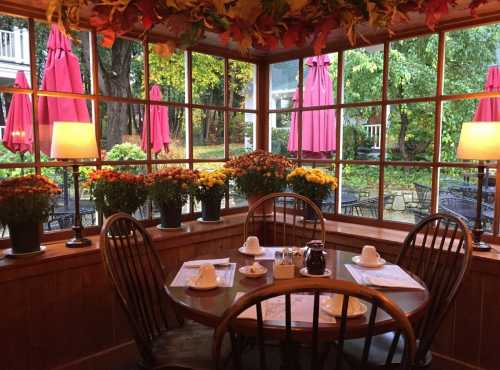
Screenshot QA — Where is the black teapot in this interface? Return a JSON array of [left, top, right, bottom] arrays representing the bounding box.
[[304, 240, 326, 275]]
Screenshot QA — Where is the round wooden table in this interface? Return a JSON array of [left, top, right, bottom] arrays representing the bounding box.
[[167, 248, 430, 339]]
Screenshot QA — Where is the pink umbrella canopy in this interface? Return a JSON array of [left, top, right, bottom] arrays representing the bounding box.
[[38, 24, 90, 155], [288, 55, 336, 159], [2, 71, 33, 154], [141, 85, 170, 154], [474, 65, 500, 121]]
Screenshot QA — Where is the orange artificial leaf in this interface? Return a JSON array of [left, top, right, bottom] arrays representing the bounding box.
[[219, 30, 231, 46], [236, 32, 253, 54], [100, 29, 116, 48], [286, 0, 308, 13], [165, 14, 192, 34], [227, 0, 263, 23], [312, 16, 337, 55], [211, 0, 227, 14], [153, 40, 177, 57]]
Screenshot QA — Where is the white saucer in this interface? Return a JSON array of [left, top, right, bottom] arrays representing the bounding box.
[[156, 224, 183, 231], [299, 267, 332, 278], [352, 255, 386, 268], [321, 300, 368, 318], [197, 217, 223, 224], [187, 276, 221, 290], [238, 246, 265, 256], [239, 265, 268, 278]]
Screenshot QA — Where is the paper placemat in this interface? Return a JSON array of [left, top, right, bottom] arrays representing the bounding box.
[[254, 247, 285, 260], [184, 258, 230, 267], [170, 262, 236, 287], [235, 292, 335, 323], [345, 264, 424, 290]]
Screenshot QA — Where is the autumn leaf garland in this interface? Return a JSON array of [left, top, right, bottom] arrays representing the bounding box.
[[47, 0, 490, 56]]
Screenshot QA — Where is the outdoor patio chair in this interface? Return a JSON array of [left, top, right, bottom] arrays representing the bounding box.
[[439, 196, 494, 230], [413, 183, 431, 211]]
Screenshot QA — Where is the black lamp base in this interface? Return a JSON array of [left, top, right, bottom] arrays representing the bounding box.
[[473, 240, 491, 252], [66, 237, 92, 248]]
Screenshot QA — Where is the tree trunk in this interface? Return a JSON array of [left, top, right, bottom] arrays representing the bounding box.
[[398, 107, 409, 161]]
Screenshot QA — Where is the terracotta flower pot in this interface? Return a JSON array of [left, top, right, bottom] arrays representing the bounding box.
[[8, 221, 42, 255], [247, 194, 274, 216]]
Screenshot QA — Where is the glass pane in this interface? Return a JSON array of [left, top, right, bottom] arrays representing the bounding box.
[[388, 35, 438, 99], [193, 109, 224, 159], [269, 60, 299, 110], [40, 98, 94, 161], [41, 166, 98, 231], [146, 105, 187, 160], [229, 112, 255, 156], [0, 166, 34, 180], [340, 164, 379, 218], [36, 22, 91, 94], [444, 24, 500, 96], [439, 167, 495, 233], [384, 166, 432, 223], [342, 106, 381, 160], [229, 60, 256, 109], [192, 52, 224, 106], [386, 102, 435, 161], [300, 109, 336, 159], [0, 92, 35, 163], [344, 45, 383, 103], [97, 37, 144, 98], [441, 99, 479, 163], [100, 102, 145, 160], [229, 178, 247, 208], [148, 47, 186, 103], [270, 112, 294, 158], [0, 15, 30, 88], [152, 162, 189, 172], [303, 53, 338, 107]]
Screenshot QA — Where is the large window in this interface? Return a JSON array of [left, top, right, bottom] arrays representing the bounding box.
[[269, 25, 499, 239], [0, 14, 257, 236]]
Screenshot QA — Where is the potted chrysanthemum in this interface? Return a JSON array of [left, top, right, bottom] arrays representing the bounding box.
[[287, 167, 337, 221], [86, 169, 148, 218], [193, 170, 227, 222], [0, 175, 61, 256], [224, 150, 293, 214], [146, 167, 198, 229]]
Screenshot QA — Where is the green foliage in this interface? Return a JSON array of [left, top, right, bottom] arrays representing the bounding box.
[[106, 143, 146, 174], [342, 122, 371, 160]]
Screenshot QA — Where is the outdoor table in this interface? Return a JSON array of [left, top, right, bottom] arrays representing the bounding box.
[[448, 184, 495, 204], [167, 248, 430, 340]]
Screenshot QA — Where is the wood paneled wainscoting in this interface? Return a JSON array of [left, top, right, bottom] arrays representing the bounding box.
[[1, 213, 499, 370]]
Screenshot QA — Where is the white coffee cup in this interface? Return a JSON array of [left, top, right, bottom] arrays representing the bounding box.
[[196, 263, 217, 286], [245, 236, 260, 252], [360, 245, 380, 265], [330, 294, 362, 316]]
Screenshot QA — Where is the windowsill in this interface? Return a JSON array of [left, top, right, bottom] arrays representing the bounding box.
[[1, 212, 499, 281]]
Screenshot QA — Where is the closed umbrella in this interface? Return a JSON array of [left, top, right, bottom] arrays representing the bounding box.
[[474, 65, 500, 121], [37, 25, 90, 209], [38, 24, 90, 155], [288, 55, 336, 159], [141, 85, 170, 155], [2, 71, 33, 158]]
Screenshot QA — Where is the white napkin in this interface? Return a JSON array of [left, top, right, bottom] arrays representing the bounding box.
[[184, 258, 230, 267]]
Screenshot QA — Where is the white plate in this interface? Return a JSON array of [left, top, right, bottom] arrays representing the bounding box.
[[321, 300, 368, 318], [197, 217, 223, 224], [187, 276, 221, 290], [238, 246, 265, 256], [299, 267, 332, 278], [352, 255, 386, 268], [239, 265, 268, 278]]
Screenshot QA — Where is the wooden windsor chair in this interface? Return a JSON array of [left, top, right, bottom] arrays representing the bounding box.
[[244, 192, 326, 247], [212, 279, 416, 370], [342, 213, 472, 369], [100, 213, 227, 370]]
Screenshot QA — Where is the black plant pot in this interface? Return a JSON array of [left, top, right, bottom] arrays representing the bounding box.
[[159, 203, 182, 229], [201, 197, 222, 221], [304, 199, 323, 222], [8, 221, 42, 254]]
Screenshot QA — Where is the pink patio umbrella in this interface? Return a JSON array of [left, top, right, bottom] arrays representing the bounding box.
[[474, 65, 500, 121], [2, 71, 33, 158], [38, 24, 90, 155], [288, 55, 336, 159], [141, 85, 170, 155]]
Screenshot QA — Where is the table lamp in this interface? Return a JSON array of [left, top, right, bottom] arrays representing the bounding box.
[[51, 122, 98, 247], [456, 121, 500, 251]]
